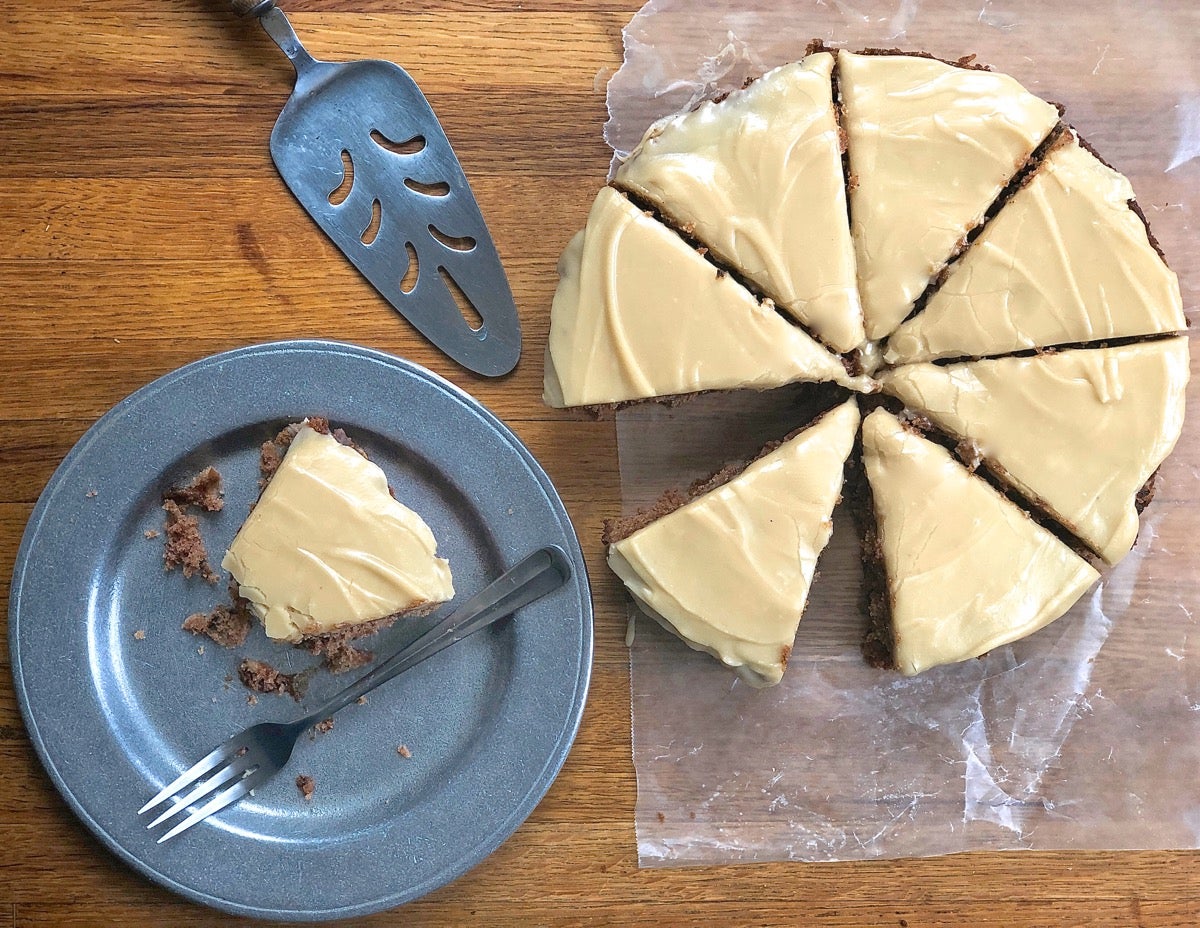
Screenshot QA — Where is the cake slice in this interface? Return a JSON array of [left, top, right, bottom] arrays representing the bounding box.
[[838, 50, 1060, 340], [606, 398, 859, 687], [613, 51, 865, 352], [222, 420, 454, 644], [885, 131, 1186, 364], [544, 186, 864, 408], [880, 337, 1190, 564], [860, 408, 1099, 676]]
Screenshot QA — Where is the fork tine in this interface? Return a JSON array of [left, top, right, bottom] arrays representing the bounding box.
[[156, 773, 261, 844], [138, 739, 240, 815], [145, 758, 251, 829]]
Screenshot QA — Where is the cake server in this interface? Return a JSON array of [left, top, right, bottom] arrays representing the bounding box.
[[230, 0, 521, 376], [138, 545, 572, 842]]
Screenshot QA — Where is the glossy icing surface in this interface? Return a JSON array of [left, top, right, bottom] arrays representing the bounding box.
[[886, 133, 1186, 364], [543, 186, 860, 408], [222, 424, 454, 642], [550, 51, 1188, 678], [614, 53, 864, 352], [608, 400, 859, 686], [839, 50, 1060, 340], [862, 408, 1099, 676], [881, 337, 1190, 564]]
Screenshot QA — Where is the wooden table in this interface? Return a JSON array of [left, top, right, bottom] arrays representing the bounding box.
[[1, 2, 1196, 924]]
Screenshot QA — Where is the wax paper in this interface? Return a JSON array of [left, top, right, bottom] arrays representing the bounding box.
[[606, 0, 1200, 865]]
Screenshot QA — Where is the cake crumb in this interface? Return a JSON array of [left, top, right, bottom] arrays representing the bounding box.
[[182, 602, 253, 648], [295, 775, 315, 801], [397, 744, 412, 759], [956, 438, 984, 473], [143, 529, 160, 539], [320, 640, 374, 674], [85, 489, 97, 498], [197, 645, 205, 655], [246, 694, 258, 706], [258, 441, 283, 487], [314, 717, 334, 735], [238, 658, 307, 701], [164, 466, 225, 512], [133, 629, 146, 640], [162, 499, 219, 583], [356, 696, 368, 706]]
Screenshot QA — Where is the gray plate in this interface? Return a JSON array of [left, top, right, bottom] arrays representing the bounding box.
[[9, 340, 592, 921]]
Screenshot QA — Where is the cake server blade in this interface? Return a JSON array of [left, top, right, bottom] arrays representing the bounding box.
[[231, 0, 521, 377]]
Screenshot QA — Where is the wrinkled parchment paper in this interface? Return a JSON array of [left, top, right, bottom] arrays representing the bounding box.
[[609, 0, 1200, 865]]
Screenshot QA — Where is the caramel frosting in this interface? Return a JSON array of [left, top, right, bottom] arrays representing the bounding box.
[[613, 53, 865, 352], [608, 399, 859, 687], [222, 424, 454, 642], [880, 337, 1190, 564], [839, 50, 1060, 340], [885, 134, 1186, 364], [543, 186, 866, 408], [862, 409, 1099, 676]]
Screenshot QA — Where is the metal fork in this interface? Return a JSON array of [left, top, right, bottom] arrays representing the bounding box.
[[138, 545, 572, 843]]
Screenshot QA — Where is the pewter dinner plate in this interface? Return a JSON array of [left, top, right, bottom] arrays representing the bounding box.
[[9, 341, 592, 920]]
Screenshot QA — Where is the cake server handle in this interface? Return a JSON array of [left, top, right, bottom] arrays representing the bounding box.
[[229, 0, 321, 81], [298, 545, 573, 725]]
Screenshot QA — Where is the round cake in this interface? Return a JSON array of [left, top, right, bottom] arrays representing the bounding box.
[[544, 44, 1190, 682]]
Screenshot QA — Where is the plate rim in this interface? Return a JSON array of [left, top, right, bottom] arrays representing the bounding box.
[[8, 339, 594, 920]]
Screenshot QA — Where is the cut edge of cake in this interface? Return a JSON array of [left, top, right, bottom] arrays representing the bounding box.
[[543, 185, 874, 411], [606, 397, 860, 687], [878, 337, 1190, 565], [612, 43, 866, 353], [882, 126, 1188, 365], [838, 47, 1063, 342], [856, 407, 1100, 676]]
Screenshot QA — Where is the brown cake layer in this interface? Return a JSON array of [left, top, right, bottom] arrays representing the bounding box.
[[903, 331, 1184, 370], [569, 367, 859, 420], [842, 431, 893, 669], [294, 600, 436, 674]]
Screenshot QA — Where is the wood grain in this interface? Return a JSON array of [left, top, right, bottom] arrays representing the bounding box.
[[0, 1, 1198, 925]]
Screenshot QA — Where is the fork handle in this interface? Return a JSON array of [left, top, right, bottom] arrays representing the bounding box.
[[298, 546, 573, 726]]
